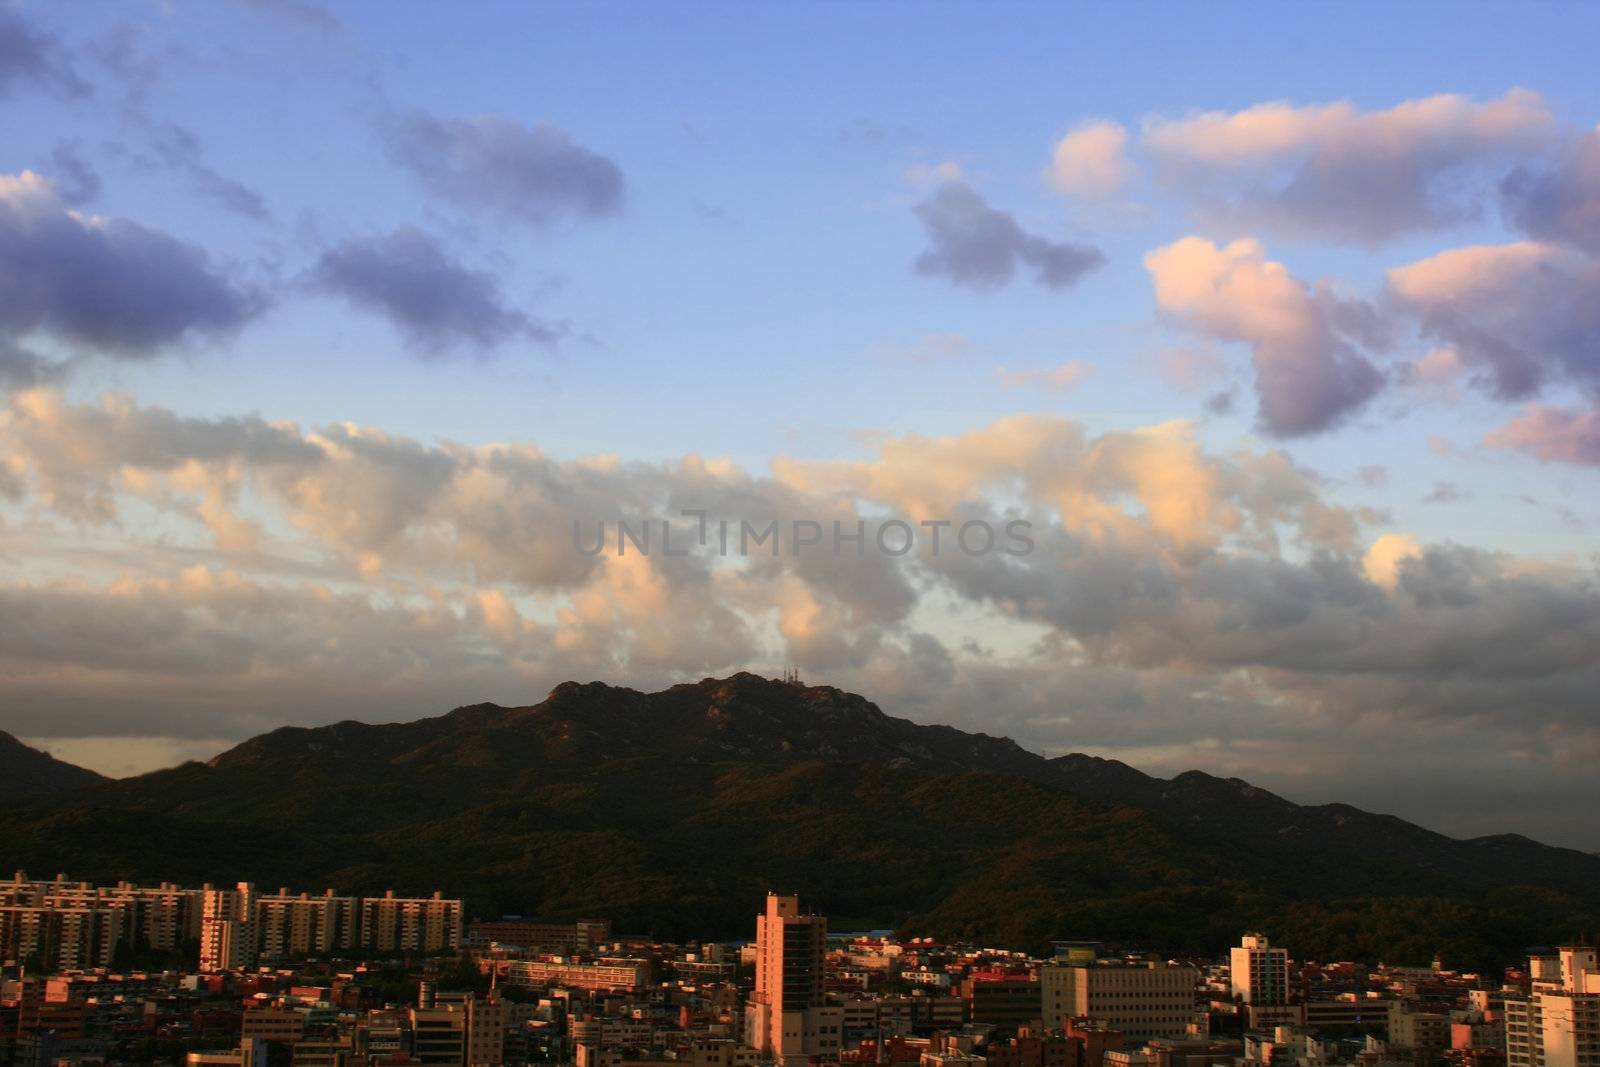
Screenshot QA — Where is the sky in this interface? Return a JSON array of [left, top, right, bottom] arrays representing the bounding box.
[[2, 1, 1598, 850]]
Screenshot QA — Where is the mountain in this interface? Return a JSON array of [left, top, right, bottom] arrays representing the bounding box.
[[0, 731, 106, 797], [1, 674, 1595, 967]]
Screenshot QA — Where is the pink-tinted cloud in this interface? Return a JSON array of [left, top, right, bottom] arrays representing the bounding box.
[[1144, 90, 1553, 243], [1145, 236, 1383, 436], [1485, 404, 1600, 467], [1045, 120, 1131, 199]]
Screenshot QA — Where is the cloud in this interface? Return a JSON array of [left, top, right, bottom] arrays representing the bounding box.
[[1144, 236, 1384, 436], [148, 123, 272, 221], [1385, 241, 1600, 401], [0, 9, 88, 99], [1423, 481, 1470, 504], [4, 390, 1599, 847], [1484, 405, 1600, 467], [311, 226, 557, 356], [1146, 344, 1229, 395], [1143, 89, 1553, 243], [1046, 120, 1131, 199], [0, 341, 64, 390], [0, 171, 261, 367], [911, 182, 1103, 291], [383, 111, 624, 226], [994, 361, 1094, 394], [1501, 128, 1600, 254], [48, 142, 101, 206]]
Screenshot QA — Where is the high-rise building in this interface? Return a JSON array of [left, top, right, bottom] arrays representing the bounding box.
[[257, 888, 358, 959], [1230, 934, 1289, 1007], [200, 882, 259, 972], [1040, 960, 1202, 1042], [360, 891, 463, 953], [0, 905, 122, 970], [1505, 947, 1600, 1067], [743, 893, 842, 1066]]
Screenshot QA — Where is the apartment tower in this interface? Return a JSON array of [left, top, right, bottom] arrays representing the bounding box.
[[743, 893, 841, 1066], [1506, 947, 1600, 1067], [1230, 933, 1290, 1006]]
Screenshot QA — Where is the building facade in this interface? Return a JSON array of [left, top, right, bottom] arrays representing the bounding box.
[[1505, 947, 1600, 1067], [1041, 961, 1202, 1042], [743, 893, 842, 1066], [1230, 934, 1289, 1007]]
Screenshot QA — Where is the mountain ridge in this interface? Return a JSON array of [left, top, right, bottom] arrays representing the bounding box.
[[3, 673, 1595, 965], [0, 730, 107, 797]]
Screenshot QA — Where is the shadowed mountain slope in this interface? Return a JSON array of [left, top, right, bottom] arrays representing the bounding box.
[[2, 673, 1594, 966]]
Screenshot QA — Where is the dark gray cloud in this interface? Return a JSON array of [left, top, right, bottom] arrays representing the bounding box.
[[1502, 130, 1600, 255], [0, 171, 261, 360], [384, 112, 624, 226], [912, 182, 1103, 291], [0, 9, 88, 99], [0, 340, 64, 390], [312, 226, 556, 355]]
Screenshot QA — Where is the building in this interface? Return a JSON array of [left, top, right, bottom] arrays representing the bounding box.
[[466, 919, 611, 953], [257, 889, 359, 959], [1230, 935, 1290, 1007], [503, 959, 647, 993], [361, 891, 463, 954], [743, 893, 843, 1066], [36, 878, 201, 952], [1505, 947, 1600, 1067], [409, 994, 503, 1067], [967, 973, 1042, 1030], [1302, 999, 1391, 1031], [411, 1004, 467, 1067], [187, 1040, 269, 1067], [1040, 961, 1202, 1042], [0, 904, 122, 971], [242, 1006, 309, 1044], [291, 1037, 359, 1067], [200, 883, 260, 972], [463, 995, 505, 1067], [1387, 1003, 1449, 1053]]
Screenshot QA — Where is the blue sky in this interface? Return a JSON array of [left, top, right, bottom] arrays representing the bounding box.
[[2, 1, 1598, 847]]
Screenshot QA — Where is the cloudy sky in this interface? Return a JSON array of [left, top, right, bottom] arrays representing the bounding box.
[[2, 2, 1598, 849]]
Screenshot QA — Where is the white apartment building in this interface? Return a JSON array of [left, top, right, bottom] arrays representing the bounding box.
[[1505, 947, 1600, 1067], [1231, 933, 1290, 1007]]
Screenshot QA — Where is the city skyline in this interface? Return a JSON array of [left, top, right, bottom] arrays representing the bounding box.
[[1, 1, 1599, 852]]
